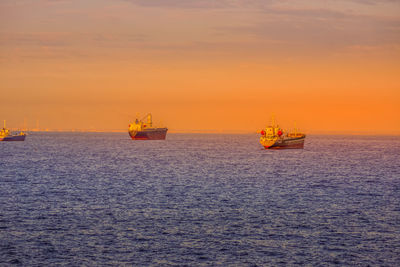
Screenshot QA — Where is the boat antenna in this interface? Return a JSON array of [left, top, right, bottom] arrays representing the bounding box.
[[147, 113, 152, 127], [3, 120, 5, 129], [271, 114, 276, 127]]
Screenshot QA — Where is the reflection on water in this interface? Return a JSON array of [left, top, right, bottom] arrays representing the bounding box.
[[1, 133, 400, 265]]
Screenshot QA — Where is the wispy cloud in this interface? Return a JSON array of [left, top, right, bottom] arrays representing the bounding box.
[[0, 32, 147, 47], [122, 0, 400, 10], [1, 0, 399, 61], [0, 32, 74, 47], [122, 0, 237, 9]]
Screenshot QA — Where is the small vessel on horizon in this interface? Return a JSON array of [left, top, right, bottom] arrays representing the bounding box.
[[259, 117, 305, 149], [128, 114, 167, 140], [0, 120, 26, 141]]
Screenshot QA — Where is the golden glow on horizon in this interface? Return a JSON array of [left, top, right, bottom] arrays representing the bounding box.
[[1, 0, 399, 134]]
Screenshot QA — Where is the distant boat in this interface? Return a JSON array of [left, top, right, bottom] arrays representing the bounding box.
[[259, 117, 305, 149], [0, 120, 26, 141], [128, 114, 167, 140]]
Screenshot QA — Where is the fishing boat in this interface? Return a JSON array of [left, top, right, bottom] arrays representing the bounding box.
[[0, 120, 26, 141], [259, 117, 305, 149], [128, 114, 167, 140]]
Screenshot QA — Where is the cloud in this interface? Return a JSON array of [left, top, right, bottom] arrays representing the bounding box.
[[0, 31, 151, 61], [122, 0, 400, 10], [0, 32, 74, 47], [349, 0, 399, 5], [1, 0, 398, 62], [0, 32, 147, 47], [122, 0, 234, 9], [212, 6, 400, 51]]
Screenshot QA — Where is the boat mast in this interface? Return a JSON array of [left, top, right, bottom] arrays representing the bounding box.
[[147, 113, 152, 127], [271, 114, 275, 127]]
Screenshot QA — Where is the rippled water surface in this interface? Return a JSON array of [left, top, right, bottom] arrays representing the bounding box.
[[1, 133, 400, 266]]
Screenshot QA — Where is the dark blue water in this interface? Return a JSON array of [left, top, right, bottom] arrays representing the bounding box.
[[1, 133, 399, 266]]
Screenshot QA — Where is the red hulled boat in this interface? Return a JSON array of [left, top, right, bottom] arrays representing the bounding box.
[[0, 120, 26, 142], [128, 114, 167, 140], [259, 117, 305, 149]]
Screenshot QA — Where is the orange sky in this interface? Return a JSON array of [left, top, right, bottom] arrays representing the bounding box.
[[1, 0, 399, 134]]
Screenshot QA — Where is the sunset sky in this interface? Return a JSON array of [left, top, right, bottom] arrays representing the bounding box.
[[1, 0, 399, 133]]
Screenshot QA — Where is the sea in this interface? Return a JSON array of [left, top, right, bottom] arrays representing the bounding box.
[[1, 133, 399, 266]]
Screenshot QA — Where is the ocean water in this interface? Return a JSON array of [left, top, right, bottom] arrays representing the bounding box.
[[1, 133, 399, 266]]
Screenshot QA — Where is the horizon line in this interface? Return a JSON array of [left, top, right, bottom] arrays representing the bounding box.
[[18, 129, 400, 136]]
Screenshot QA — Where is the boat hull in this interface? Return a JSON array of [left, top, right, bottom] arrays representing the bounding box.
[[262, 135, 305, 149], [0, 135, 26, 141], [129, 128, 168, 140]]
